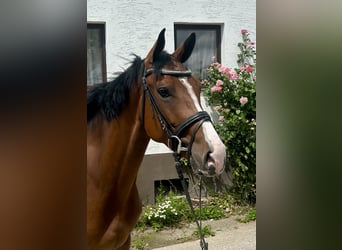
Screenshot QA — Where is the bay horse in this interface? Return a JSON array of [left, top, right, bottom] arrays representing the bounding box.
[[87, 29, 226, 249]]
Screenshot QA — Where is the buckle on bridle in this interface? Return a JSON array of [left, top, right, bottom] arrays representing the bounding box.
[[169, 135, 187, 154]]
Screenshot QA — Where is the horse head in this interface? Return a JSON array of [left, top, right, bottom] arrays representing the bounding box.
[[141, 29, 226, 177]]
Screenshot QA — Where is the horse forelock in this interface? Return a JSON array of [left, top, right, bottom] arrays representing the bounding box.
[[151, 51, 172, 76]]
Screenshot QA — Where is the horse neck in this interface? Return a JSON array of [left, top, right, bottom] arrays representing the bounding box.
[[88, 85, 149, 201]]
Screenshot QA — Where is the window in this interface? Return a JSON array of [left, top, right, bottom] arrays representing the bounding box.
[[174, 24, 221, 80], [87, 23, 106, 85]]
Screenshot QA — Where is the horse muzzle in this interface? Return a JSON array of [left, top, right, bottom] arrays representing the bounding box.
[[197, 153, 226, 177]]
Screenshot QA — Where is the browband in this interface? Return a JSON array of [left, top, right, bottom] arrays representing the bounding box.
[[145, 68, 192, 77]]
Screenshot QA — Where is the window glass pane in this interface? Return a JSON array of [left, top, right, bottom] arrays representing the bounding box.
[[87, 25, 105, 85], [176, 27, 219, 80]]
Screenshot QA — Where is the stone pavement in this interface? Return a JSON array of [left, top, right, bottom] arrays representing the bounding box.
[[153, 219, 256, 250]]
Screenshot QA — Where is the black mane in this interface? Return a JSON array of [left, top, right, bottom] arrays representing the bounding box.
[[87, 52, 172, 123]]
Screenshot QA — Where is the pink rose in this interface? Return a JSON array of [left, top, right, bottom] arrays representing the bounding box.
[[218, 65, 232, 77], [218, 115, 224, 122], [240, 96, 248, 105], [228, 71, 238, 81], [224, 67, 231, 76], [241, 29, 248, 34], [211, 85, 222, 92], [218, 66, 226, 73], [246, 65, 253, 73], [247, 41, 255, 48], [216, 79, 223, 86], [239, 65, 245, 72]]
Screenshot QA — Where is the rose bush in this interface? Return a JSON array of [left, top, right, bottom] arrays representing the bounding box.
[[203, 29, 256, 203]]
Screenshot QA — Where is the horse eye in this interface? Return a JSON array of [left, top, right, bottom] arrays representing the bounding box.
[[157, 87, 171, 98]]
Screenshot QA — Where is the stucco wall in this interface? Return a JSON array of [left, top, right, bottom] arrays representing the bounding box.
[[87, 0, 256, 78]]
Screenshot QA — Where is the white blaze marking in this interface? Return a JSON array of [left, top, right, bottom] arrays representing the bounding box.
[[203, 122, 226, 173], [180, 78, 226, 174], [179, 78, 202, 112]]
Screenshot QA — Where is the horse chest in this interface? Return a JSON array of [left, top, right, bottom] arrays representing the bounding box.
[[88, 184, 142, 250]]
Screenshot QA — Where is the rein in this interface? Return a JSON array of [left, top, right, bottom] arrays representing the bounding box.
[[142, 65, 210, 250]]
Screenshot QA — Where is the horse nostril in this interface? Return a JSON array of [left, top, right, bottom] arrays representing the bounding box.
[[207, 164, 216, 175], [204, 151, 217, 175], [206, 151, 215, 165]]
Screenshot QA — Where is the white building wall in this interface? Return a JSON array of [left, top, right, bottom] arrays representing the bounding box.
[[87, 0, 256, 153], [87, 0, 256, 78]]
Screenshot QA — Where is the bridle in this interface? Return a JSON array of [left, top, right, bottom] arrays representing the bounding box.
[[142, 66, 212, 158], [141, 64, 210, 250]]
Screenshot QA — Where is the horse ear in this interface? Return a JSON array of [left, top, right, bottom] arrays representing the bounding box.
[[145, 28, 166, 64], [172, 32, 196, 63]]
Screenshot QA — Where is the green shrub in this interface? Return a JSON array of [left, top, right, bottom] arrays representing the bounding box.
[[195, 205, 226, 220], [139, 191, 190, 230], [237, 208, 256, 223], [131, 237, 147, 250], [203, 29, 256, 203], [136, 190, 254, 231], [138, 190, 230, 230], [142, 199, 181, 230]]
